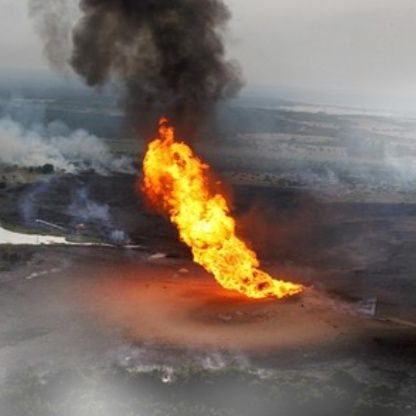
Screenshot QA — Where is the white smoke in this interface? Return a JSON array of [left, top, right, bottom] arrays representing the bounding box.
[[0, 117, 134, 175], [67, 187, 130, 245], [68, 187, 112, 224]]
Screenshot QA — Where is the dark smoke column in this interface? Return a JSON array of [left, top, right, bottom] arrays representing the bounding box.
[[71, 0, 242, 136]]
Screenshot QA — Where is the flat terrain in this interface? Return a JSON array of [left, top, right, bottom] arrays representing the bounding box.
[[0, 246, 415, 416], [1, 88, 416, 415]]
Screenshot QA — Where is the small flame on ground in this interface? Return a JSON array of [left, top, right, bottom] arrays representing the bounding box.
[[141, 118, 303, 299]]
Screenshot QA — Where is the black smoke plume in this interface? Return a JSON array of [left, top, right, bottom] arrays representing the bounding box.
[[31, 0, 242, 136]]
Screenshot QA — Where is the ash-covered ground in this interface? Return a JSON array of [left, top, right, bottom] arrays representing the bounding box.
[[0, 82, 416, 416]]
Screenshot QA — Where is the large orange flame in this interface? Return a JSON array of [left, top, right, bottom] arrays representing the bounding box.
[[142, 118, 303, 299]]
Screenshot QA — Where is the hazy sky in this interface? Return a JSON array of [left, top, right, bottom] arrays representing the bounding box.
[[230, 0, 416, 99], [2, 0, 416, 101]]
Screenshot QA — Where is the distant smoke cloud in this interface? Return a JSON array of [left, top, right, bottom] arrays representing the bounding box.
[[28, 0, 78, 71], [0, 117, 133, 174]]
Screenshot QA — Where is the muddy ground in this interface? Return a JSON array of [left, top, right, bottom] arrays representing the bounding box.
[[0, 173, 415, 415], [2, 172, 416, 318]]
